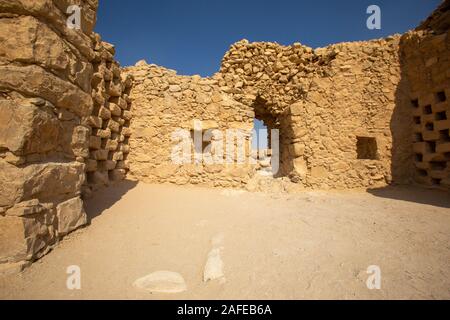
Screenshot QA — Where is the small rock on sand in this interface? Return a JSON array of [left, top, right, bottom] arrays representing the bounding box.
[[133, 271, 187, 293], [203, 248, 225, 282]]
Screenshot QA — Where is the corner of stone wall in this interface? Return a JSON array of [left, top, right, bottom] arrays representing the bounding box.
[[0, 0, 133, 274], [400, 1, 450, 190]]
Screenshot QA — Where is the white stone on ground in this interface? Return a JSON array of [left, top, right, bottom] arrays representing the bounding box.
[[133, 271, 187, 293], [203, 248, 225, 282]]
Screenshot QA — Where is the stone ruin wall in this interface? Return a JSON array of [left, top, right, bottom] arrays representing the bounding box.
[[124, 63, 255, 188], [86, 35, 133, 194], [125, 36, 413, 190], [400, 0, 450, 189], [0, 0, 132, 273], [0, 0, 448, 273], [219, 37, 412, 189]]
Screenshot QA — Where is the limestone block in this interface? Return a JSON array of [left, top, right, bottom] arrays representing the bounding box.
[[91, 149, 108, 161], [89, 135, 102, 150], [5, 199, 47, 217], [88, 116, 102, 129], [88, 170, 109, 185], [122, 127, 132, 136], [108, 102, 122, 117], [0, 65, 92, 117], [85, 159, 97, 172], [436, 142, 450, 153], [107, 119, 120, 133], [107, 80, 122, 97], [0, 99, 60, 156], [56, 197, 87, 236], [109, 169, 126, 181], [0, 210, 55, 263], [105, 139, 119, 151], [110, 96, 127, 109], [293, 157, 307, 176], [115, 161, 130, 170], [122, 110, 132, 120], [112, 151, 124, 161], [0, 160, 85, 207], [101, 160, 117, 171], [98, 106, 112, 120], [71, 126, 90, 158], [0, 15, 93, 92], [94, 128, 111, 139]]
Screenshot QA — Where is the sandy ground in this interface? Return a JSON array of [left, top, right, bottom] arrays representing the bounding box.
[[0, 181, 449, 300]]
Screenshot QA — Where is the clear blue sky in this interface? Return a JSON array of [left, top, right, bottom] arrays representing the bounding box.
[[95, 0, 440, 77]]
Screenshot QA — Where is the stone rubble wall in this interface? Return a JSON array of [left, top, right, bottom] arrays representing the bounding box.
[[0, 0, 132, 273], [207, 36, 413, 189], [126, 34, 413, 190], [401, 1, 450, 189], [124, 63, 255, 188], [85, 35, 133, 195]]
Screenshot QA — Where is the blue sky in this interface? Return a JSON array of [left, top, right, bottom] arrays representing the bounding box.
[[95, 0, 440, 77]]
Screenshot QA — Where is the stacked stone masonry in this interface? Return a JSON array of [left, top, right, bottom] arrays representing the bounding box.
[[86, 35, 133, 193], [123, 63, 255, 188], [401, 1, 450, 189], [0, 0, 131, 273]]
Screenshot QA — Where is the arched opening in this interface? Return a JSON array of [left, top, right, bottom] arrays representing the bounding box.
[[251, 96, 283, 177]]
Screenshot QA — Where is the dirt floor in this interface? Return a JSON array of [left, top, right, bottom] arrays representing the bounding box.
[[0, 181, 449, 299]]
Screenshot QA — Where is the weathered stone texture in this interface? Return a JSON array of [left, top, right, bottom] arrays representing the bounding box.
[[84, 35, 133, 192], [124, 63, 255, 188], [125, 35, 412, 190], [401, 2, 450, 189], [0, 0, 103, 270]]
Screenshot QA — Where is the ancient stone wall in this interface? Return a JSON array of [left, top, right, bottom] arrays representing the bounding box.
[[219, 37, 413, 189], [124, 62, 255, 188], [85, 35, 133, 194], [0, 0, 132, 273], [401, 1, 450, 189], [126, 35, 412, 190]]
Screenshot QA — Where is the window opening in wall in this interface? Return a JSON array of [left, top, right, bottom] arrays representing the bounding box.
[[413, 116, 421, 124], [425, 122, 434, 131], [435, 91, 447, 103], [439, 129, 450, 142], [251, 96, 282, 177], [414, 133, 423, 142], [435, 111, 447, 121], [356, 136, 379, 160], [415, 153, 423, 162], [423, 105, 432, 115], [426, 141, 436, 153]]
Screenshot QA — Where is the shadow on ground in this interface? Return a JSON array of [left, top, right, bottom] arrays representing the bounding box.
[[368, 185, 450, 209], [84, 179, 139, 222]]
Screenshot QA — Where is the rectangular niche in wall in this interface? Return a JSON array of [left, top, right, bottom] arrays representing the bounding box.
[[356, 136, 379, 160]]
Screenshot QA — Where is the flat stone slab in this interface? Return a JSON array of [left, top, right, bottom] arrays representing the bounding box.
[[133, 271, 187, 293]]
